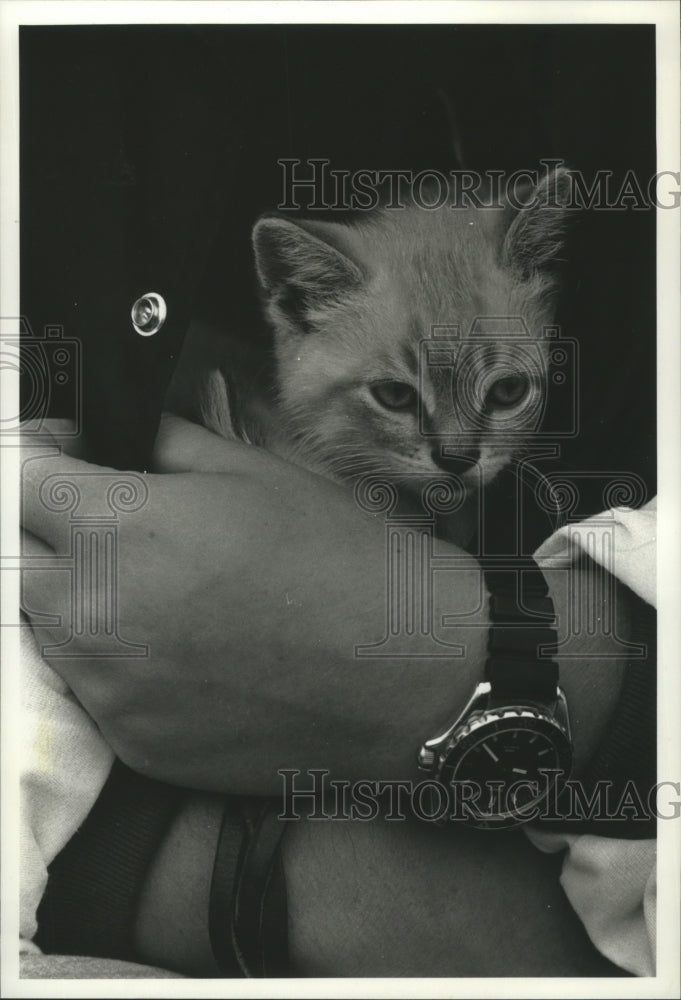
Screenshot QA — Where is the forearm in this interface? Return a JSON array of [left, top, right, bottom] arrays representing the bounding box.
[[128, 557, 636, 977], [145, 420, 633, 787], [108, 540, 628, 795], [131, 789, 622, 978], [103, 506, 489, 793], [22, 419, 633, 794]]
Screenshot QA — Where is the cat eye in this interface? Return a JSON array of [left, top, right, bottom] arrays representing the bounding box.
[[486, 374, 529, 408], [370, 381, 418, 411]]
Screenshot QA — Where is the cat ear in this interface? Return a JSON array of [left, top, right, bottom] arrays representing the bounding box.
[[501, 167, 572, 276], [252, 217, 363, 333]]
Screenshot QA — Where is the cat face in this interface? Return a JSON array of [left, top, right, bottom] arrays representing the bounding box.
[[252, 170, 569, 492]]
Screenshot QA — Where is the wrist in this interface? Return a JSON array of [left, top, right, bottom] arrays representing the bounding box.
[[544, 557, 630, 777], [414, 549, 647, 829], [544, 565, 656, 836]]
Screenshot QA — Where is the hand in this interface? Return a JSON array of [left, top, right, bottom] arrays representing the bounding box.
[[21, 416, 486, 793]]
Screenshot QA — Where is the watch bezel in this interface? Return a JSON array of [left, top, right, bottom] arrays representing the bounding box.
[[436, 705, 573, 828]]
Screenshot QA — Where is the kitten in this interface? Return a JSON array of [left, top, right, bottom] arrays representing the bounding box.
[[175, 168, 570, 540]]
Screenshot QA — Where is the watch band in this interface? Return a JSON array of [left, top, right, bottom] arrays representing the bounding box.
[[484, 561, 559, 705], [480, 472, 560, 705]]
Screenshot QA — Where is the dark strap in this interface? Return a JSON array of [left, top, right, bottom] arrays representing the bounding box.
[[479, 473, 560, 704], [209, 798, 290, 977], [484, 561, 560, 703], [35, 760, 183, 960]]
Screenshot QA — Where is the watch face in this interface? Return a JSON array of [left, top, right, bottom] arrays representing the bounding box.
[[440, 712, 572, 828]]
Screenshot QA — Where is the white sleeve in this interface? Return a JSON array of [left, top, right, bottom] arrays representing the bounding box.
[[533, 497, 656, 607], [21, 621, 115, 950], [525, 829, 656, 976]]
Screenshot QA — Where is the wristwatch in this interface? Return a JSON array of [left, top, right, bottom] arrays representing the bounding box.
[[418, 559, 573, 829]]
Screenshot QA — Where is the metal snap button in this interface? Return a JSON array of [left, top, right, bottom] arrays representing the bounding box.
[[131, 292, 167, 336]]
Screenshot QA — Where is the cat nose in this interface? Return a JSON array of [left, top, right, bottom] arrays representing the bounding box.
[[431, 446, 479, 475]]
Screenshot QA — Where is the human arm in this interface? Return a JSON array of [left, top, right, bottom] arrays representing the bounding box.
[[131, 788, 625, 978], [20, 416, 628, 794], [20, 417, 643, 980], [122, 494, 640, 977], [20, 422, 484, 793]]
